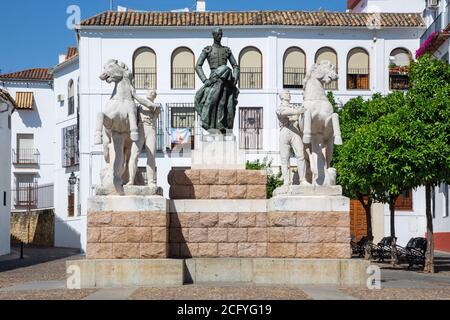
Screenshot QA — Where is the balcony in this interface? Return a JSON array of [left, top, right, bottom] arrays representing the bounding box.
[[283, 67, 306, 89], [171, 68, 195, 89], [240, 67, 263, 89], [135, 67, 156, 90], [12, 183, 54, 210], [12, 148, 40, 165], [418, 6, 450, 56], [389, 66, 409, 91]]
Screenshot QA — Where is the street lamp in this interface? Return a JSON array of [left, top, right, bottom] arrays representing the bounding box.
[[68, 172, 77, 187]]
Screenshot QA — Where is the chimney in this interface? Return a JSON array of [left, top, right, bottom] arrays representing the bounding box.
[[196, 0, 206, 12], [58, 54, 66, 64]]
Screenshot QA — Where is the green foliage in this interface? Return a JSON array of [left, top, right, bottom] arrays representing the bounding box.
[[326, 91, 339, 113], [246, 157, 283, 198]]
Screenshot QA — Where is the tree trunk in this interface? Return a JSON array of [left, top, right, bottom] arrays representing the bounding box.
[[389, 195, 398, 267], [424, 183, 435, 273], [358, 194, 373, 260]]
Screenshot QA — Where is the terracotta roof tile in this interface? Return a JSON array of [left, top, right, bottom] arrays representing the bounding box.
[[80, 10, 425, 28], [66, 47, 78, 60], [0, 68, 53, 81]]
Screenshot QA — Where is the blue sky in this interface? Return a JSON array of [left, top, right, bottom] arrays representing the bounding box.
[[0, 0, 346, 73]]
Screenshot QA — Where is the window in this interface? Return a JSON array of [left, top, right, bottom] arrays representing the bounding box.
[[395, 189, 413, 211], [315, 47, 338, 90], [62, 125, 79, 167], [14, 174, 37, 208], [14, 134, 39, 165], [171, 48, 195, 89], [239, 47, 263, 89], [167, 103, 196, 151], [133, 47, 157, 90], [283, 47, 306, 89], [239, 107, 263, 150], [68, 80, 75, 115], [347, 48, 370, 90], [389, 48, 411, 90]]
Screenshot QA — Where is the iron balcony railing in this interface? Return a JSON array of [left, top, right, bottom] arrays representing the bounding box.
[[12, 183, 54, 210], [240, 67, 263, 89], [283, 67, 306, 89], [134, 67, 157, 90], [12, 148, 40, 165], [420, 12, 444, 45], [171, 68, 195, 89]]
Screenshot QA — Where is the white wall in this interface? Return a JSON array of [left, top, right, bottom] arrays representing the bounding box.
[[383, 187, 427, 246], [0, 100, 12, 256], [53, 59, 82, 249], [1, 82, 55, 197]]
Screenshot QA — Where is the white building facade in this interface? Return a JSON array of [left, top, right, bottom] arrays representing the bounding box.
[[0, 89, 15, 256], [0, 69, 55, 214], [51, 51, 82, 249]]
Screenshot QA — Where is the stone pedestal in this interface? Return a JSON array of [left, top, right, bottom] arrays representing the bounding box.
[[86, 195, 169, 259], [168, 169, 267, 200], [192, 135, 246, 170]]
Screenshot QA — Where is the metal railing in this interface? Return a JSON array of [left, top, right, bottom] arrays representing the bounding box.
[[171, 68, 195, 89], [134, 67, 157, 89], [390, 75, 410, 91], [12, 149, 40, 165], [166, 103, 200, 153], [420, 12, 444, 45], [240, 67, 263, 89], [283, 68, 306, 89], [347, 68, 370, 90], [239, 107, 263, 150], [12, 183, 54, 210]]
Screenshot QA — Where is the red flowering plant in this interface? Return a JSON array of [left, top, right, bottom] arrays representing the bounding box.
[[416, 32, 439, 58]]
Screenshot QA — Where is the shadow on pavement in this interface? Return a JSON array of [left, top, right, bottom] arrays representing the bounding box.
[[0, 245, 83, 273]]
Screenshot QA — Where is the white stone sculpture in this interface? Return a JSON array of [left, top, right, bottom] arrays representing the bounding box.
[[276, 90, 310, 186], [95, 59, 138, 195], [302, 60, 342, 186], [128, 89, 161, 186]]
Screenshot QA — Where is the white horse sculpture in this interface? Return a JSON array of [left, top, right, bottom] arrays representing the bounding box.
[[302, 60, 343, 186], [95, 59, 139, 194]]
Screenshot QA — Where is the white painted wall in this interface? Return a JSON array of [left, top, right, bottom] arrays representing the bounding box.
[[383, 187, 427, 246], [53, 58, 82, 249], [0, 82, 55, 206], [0, 100, 12, 256]]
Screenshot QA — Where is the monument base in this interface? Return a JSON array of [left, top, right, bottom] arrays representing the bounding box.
[[66, 258, 369, 288], [95, 184, 163, 196], [168, 169, 267, 200], [191, 135, 246, 170]]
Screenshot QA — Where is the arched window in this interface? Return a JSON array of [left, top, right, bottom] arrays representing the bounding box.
[[315, 47, 338, 90], [389, 48, 412, 90], [347, 48, 370, 90], [239, 47, 263, 89], [68, 79, 75, 115], [171, 47, 195, 89], [283, 47, 306, 89], [133, 47, 157, 90]]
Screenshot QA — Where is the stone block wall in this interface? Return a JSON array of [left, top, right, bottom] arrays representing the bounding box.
[[168, 200, 351, 259], [87, 211, 169, 259], [11, 209, 54, 246], [168, 169, 267, 200]]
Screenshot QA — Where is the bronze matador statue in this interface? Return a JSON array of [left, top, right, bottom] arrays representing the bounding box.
[[195, 28, 240, 133]]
